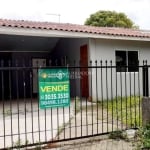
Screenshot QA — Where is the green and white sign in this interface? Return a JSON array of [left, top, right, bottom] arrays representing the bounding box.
[[38, 69, 70, 109]]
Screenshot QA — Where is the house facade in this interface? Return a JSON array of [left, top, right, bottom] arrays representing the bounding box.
[[0, 19, 150, 100]]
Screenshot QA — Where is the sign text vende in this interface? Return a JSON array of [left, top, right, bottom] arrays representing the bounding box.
[[40, 84, 69, 92]]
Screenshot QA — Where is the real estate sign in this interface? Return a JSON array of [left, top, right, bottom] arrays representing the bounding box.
[[38, 68, 70, 109]]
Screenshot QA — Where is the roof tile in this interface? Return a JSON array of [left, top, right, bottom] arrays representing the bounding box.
[[0, 18, 150, 38]]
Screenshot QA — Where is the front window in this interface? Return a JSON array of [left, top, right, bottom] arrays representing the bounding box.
[[116, 50, 138, 72]]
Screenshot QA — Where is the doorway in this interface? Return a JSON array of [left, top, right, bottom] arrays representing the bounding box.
[[80, 45, 89, 97]]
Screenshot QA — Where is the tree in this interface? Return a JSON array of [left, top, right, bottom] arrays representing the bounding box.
[[85, 11, 138, 28]]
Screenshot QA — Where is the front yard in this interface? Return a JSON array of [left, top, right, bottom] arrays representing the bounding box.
[[98, 96, 142, 128]]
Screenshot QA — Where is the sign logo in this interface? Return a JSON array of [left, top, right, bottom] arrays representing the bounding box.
[[40, 70, 67, 80], [56, 70, 65, 80], [41, 73, 47, 79]]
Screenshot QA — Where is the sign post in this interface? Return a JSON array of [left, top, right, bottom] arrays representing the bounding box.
[[38, 68, 70, 109]]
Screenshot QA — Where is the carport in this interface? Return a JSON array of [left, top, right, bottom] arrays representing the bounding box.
[[0, 19, 90, 100]]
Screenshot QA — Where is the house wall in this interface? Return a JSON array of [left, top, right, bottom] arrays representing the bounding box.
[[89, 38, 150, 100], [52, 38, 89, 62], [3, 37, 150, 101], [52, 38, 89, 97]]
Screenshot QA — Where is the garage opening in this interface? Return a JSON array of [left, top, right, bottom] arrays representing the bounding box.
[[0, 34, 89, 100]]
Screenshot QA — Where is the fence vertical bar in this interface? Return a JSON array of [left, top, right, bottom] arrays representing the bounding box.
[[1, 60, 5, 148], [68, 66, 71, 139], [146, 60, 148, 96], [43, 60, 47, 142], [115, 62, 118, 130], [138, 61, 141, 126], [50, 108, 53, 140], [22, 60, 27, 146], [70, 60, 76, 138], [8, 60, 13, 147], [49, 60, 54, 141], [74, 61, 78, 138], [90, 60, 94, 135], [66, 63, 72, 140], [36, 60, 41, 144], [95, 60, 99, 134], [129, 67, 132, 127], [120, 65, 123, 129], [55, 60, 60, 140], [44, 99, 47, 142], [125, 64, 127, 129], [15, 60, 21, 148], [29, 70, 34, 144], [110, 61, 114, 132], [80, 63, 83, 137], [134, 67, 136, 128], [63, 106, 65, 139], [100, 60, 104, 133], [85, 61, 88, 136], [105, 60, 109, 132]]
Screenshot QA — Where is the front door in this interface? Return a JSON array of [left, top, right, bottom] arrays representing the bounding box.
[[80, 45, 89, 97]]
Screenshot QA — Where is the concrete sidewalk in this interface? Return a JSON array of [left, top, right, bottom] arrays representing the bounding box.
[[44, 135, 134, 150]]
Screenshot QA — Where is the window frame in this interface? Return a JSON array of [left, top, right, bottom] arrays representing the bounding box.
[[115, 50, 139, 72]]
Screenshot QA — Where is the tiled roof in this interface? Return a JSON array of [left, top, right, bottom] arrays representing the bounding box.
[[0, 18, 150, 38]]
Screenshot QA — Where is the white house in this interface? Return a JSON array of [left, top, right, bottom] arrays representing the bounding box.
[[0, 19, 150, 100]]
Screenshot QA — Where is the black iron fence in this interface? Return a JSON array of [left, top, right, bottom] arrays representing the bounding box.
[[0, 60, 148, 149]]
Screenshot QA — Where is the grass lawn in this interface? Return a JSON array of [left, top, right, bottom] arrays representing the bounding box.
[[98, 96, 142, 128]]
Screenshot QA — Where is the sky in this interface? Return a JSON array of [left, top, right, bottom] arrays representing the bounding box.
[[0, 0, 150, 30]]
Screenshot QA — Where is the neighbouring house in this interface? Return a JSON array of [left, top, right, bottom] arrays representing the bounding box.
[[0, 19, 150, 101]]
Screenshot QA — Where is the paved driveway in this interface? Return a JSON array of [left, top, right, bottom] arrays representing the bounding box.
[[0, 99, 130, 149], [0, 99, 73, 149]]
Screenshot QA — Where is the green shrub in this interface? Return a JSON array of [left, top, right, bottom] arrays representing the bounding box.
[[142, 124, 150, 148]]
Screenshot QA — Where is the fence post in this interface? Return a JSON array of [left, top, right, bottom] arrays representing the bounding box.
[[142, 61, 150, 126], [143, 61, 149, 97], [142, 97, 150, 126]]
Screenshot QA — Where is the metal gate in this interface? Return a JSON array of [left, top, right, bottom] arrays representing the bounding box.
[[0, 60, 145, 149]]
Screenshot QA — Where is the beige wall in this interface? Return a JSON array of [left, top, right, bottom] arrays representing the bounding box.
[[89, 38, 150, 100]]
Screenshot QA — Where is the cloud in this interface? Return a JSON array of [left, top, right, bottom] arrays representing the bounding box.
[[0, 0, 149, 29]]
